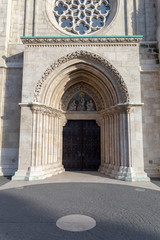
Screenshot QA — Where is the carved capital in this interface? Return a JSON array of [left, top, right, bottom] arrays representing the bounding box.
[[29, 103, 63, 117], [96, 119, 103, 127]]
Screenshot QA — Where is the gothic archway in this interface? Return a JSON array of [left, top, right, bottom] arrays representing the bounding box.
[[26, 52, 132, 180], [33, 51, 130, 104], [14, 51, 149, 182]]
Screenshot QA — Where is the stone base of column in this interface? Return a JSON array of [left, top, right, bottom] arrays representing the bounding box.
[[100, 164, 150, 182], [115, 167, 150, 182], [124, 167, 150, 182], [12, 163, 65, 181], [98, 163, 108, 174], [114, 166, 127, 180], [110, 165, 120, 178], [12, 170, 28, 180], [105, 164, 114, 176]]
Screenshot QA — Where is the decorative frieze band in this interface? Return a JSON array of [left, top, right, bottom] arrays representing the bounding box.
[[21, 37, 142, 46], [20, 103, 64, 118]]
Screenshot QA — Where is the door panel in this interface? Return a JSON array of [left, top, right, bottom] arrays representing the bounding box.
[[62, 121, 82, 170], [82, 121, 101, 170], [63, 120, 100, 170]]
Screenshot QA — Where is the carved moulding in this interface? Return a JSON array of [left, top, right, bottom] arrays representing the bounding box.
[[101, 103, 144, 116], [21, 37, 142, 45], [29, 102, 68, 126], [21, 102, 64, 119], [61, 82, 105, 111], [33, 51, 130, 103]]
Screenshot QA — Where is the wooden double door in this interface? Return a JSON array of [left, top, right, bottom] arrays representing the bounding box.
[[63, 120, 100, 170]]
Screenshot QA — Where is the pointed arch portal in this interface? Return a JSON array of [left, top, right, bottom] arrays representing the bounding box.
[[13, 50, 149, 182]]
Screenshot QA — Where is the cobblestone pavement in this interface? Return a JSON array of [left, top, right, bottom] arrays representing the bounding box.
[[0, 172, 160, 240]]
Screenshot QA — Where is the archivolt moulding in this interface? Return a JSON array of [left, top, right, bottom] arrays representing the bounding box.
[[33, 50, 130, 103]]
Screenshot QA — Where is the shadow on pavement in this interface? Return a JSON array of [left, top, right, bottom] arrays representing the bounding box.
[[151, 178, 160, 187], [0, 176, 11, 187], [0, 182, 160, 240]]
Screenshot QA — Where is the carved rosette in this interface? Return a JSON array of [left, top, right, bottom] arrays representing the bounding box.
[[53, 0, 111, 35]]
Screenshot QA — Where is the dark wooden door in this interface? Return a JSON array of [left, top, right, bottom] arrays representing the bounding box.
[[63, 120, 100, 170]]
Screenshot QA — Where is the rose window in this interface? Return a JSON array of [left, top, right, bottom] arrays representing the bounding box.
[[53, 0, 111, 35]]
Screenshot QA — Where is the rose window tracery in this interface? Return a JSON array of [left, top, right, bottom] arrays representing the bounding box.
[[53, 0, 111, 35]]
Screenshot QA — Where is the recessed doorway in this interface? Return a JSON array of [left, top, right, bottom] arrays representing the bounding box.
[[63, 120, 101, 170]]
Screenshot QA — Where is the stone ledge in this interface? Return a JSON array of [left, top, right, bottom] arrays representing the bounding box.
[[140, 64, 160, 72], [20, 36, 143, 47]]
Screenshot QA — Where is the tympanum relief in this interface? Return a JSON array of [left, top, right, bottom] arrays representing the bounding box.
[[68, 92, 96, 111], [61, 82, 104, 111]]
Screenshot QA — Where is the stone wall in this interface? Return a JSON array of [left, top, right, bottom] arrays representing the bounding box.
[[8, 0, 158, 40], [0, 67, 22, 175], [141, 72, 160, 177]]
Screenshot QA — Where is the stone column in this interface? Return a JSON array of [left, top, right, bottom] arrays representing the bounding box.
[[114, 107, 127, 180], [45, 113, 49, 165], [50, 113, 54, 164], [125, 0, 136, 35], [107, 113, 114, 174], [13, 104, 65, 181], [48, 113, 52, 164], [58, 116, 66, 172], [115, 105, 150, 182], [111, 111, 121, 177], [37, 111, 42, 166], [12, 104, 33, 180], [25, 106, 47, 180], [54, 115, 58, 163], [105, 115, 110, 165], [24, 0, 35, 36], [97, 118, 104, 173], [99, 115, 109, 173], [42, 112, 45, 166], [31, 108, 38, 167]]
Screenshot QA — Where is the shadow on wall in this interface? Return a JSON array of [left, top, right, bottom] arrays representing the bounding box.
[[1, 53, 23, 176], [124, 0, 157, 41]]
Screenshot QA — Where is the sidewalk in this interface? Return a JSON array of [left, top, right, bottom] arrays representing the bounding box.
[[0, 171, 160, 191], [0, 172, 160, 240]]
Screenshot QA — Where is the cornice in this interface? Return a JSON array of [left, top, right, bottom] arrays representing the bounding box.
[[21, 36, 142, 47]]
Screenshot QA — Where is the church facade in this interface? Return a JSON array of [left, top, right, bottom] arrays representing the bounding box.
[[0, 0, 160, 181]]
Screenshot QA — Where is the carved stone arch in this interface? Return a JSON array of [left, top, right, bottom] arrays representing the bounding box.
[[33, 51, 130, 103], [61, 82, 105, 111]]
